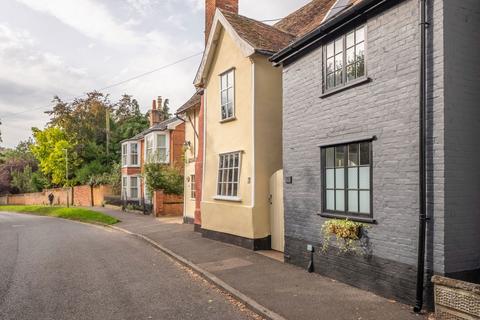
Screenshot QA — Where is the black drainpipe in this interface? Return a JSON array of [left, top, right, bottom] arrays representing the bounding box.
[[414, 0, 428, 313]]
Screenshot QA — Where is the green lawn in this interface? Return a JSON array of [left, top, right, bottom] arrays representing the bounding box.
[[0, 205, 119, 225]]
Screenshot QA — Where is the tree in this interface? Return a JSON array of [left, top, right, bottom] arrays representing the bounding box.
[[10, 165, 47, 193], [30, 127, 80, 186], [159, 98, 171, 120], [144, 163, 183, 196], [0, 140, 41, 194]]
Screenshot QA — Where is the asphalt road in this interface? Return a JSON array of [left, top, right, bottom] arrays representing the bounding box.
[[0, 212, 259, 320]]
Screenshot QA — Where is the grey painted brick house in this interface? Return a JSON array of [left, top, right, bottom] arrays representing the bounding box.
[[271, 0, 480, 308]]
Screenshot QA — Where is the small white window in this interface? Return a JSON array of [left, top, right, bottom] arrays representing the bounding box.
[[156, 134, 168, 163], [146, 135, 154, 162], [122, 176, 128, 197], [130, 176, 139, 199], [217, 152, 240, 198], [122, 144, 128, 166], [190, 175, 196, 199], [220, 70, 235, 120], [130, 143, 139, 166]]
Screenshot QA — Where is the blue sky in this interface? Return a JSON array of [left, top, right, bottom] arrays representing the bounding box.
[[0, 0, 310, 147]]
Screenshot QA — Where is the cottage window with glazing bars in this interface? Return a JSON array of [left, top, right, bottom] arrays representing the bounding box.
[[324, 26, 365, 91], [130, 176, 139, 199], [217, 152, 240, 197], [322, 141, 372, 216], [220, 70, 234, 120], [190, 175, 196, 199], [156, 134, 168, 163], [130, 143, 139, 166], [122, 144, 128, 166]]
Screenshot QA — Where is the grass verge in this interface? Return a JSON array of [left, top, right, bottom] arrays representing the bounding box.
[[0, 205, 119, 225]]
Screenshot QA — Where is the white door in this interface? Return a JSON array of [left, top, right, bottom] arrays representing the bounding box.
[[269, 169, 285, 252]]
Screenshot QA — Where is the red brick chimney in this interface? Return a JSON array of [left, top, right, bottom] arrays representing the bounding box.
[[150, 98, 162, 126], [205, 0, 239, 43]]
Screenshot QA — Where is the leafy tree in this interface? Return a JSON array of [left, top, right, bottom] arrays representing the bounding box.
[[0, 140, 41, 194], [159, 98, 171, 121], [10, 165, 41, 193], [144, 163, 183, 196], [30, 127, 80, 186]]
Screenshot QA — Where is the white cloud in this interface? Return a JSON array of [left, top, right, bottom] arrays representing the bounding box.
[[15, 0, 140, 46]]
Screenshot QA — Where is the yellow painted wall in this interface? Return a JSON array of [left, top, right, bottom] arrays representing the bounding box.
[[201, 28, 255, 238], [201, 28, 283, 241], [252, 55, 283, 238], [184, 107, 199, 219]]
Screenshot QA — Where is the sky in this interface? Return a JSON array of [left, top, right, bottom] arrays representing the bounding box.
[[0, 0, 310, 148]]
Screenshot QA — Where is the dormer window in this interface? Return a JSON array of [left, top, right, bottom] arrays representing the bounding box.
[[122, 142, 140, 167], [145, 132, 169, 164], [324, 26, 365, 92], [220, 69, 235, 121]]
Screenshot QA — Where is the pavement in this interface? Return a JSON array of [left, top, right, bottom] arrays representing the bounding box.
[[96, 207, 427, 320], [0, 212, 260, 320]]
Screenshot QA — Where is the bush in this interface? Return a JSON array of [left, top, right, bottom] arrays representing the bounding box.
[[144, 163, 183, 196]]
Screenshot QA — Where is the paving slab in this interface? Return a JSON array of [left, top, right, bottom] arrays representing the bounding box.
[[96, 208, 427, 320]]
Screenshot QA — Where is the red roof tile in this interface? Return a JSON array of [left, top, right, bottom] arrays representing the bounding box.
[[275, 0, 339, 38], [221, 10, 296, 54]]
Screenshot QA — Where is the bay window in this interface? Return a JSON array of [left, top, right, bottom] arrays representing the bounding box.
[[145, 132, 169, 164], [322, 141, 372, 217], [122, 142, 139, 167]]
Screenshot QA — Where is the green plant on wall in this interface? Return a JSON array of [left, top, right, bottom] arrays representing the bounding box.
[[321, 219, 368, 254], [143, 163, 183, 196]]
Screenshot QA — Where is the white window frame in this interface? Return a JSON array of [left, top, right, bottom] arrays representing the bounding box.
[[122, 144, 128, 167], [122, 142, 140, 167], [144, 131, 170, 164], [130, 142, 139, 166], [190, 175, 196, 200], [121, 175, 140, 200], [130, 176, 139, 200], [220, 69, 235, 121], [214, 151, 242, 202]]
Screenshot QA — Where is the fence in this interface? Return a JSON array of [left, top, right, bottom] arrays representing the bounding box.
[[0, 185, 114, 207], [432, 275, 480, 319]]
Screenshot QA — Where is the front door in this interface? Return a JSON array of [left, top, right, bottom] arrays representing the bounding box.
[[269, 169, 285, 252]]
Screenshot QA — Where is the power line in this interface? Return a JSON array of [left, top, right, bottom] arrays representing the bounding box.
[[0, 51, 203, 120]]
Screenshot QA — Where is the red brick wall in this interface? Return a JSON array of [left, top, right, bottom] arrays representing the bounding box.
[[0, 185, 113, 207], [170, 122, 185, 170], [152, 190, 183, 217]]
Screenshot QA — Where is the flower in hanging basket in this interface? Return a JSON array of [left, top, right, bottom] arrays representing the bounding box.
[[321, 219, 368, 254]]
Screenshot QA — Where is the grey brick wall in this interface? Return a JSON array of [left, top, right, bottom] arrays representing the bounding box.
[[282, 0, 447, 302], [443, 0, 480, 275]]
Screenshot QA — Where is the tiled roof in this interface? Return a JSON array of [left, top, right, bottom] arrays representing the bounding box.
[[274, 0, 339, 38], [121, 117, 181, 143], [175, 91, 201, 115], [221, 10, 296, 54]]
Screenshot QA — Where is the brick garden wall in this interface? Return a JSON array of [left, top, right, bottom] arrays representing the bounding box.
[[0, 185, 113, 207]]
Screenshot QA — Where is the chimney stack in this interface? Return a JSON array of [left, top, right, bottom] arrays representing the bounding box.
[[205, 0, 239, 43], [150, 98, 162, 126]]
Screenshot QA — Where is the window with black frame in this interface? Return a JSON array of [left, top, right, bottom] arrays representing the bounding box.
[[322, 141, 372, 217], [324, 25, 365, 92]]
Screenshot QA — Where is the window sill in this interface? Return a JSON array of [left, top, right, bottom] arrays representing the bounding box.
[[320, 77, 371, 98], [213, 196, 242, 202], [319, 212, 377, 224], [220, 116, 237, 124], [122, 165, 141, 168]]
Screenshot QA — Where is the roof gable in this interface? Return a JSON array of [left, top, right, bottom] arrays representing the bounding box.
[[194, 9, 295, 87]]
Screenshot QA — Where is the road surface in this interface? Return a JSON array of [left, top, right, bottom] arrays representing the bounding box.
[[0, 212, 259, 320]]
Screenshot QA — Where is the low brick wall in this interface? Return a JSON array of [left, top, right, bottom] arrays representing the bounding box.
[[152, 190, 183, 217], [432, 275, 480, 319], [0, 185, 113, 207]]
